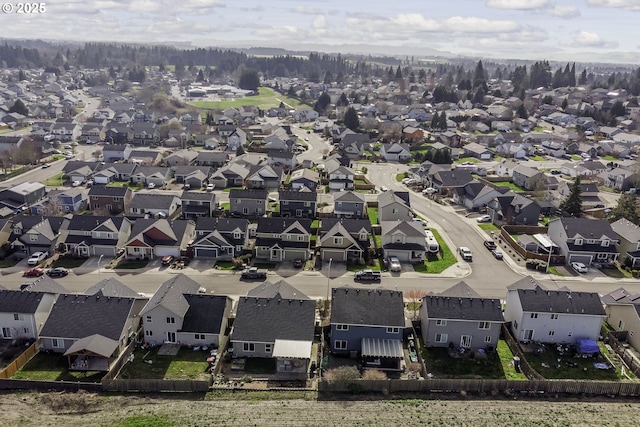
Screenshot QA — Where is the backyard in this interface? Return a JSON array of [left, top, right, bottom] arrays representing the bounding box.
[[12, 352, 105, 382], [367, 207, 379, 224], [493, 181, 526, 192], [118, 347, 210, 381]]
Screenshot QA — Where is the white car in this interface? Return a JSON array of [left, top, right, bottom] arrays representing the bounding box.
[[413, 218, 428, 227], [476, 215, 492, 223], [422, 187, 437, 195], [387, 256, 402, 272], [72, 180, 82, 187], [380, 186, 388, 192], [27, 251, 48, 266], [206, 184, 215, 191], [571, 262, 588, 273], [147, 182, 156, 189]]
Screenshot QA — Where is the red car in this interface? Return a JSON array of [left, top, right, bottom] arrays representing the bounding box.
[[23, 267, 45, 277]]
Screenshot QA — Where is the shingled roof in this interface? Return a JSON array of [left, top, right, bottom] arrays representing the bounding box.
[[331, 286, 404, 327]]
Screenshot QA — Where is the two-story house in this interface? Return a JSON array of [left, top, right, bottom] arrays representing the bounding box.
[[58, 215, 132, 257], [378, 191, 412, 222], [131, 122, 159, 145], [512, 165, 546, 191], [229, 189, 268, 217], [504, 276, 606, 344], [318, 218, 371, 263], [289, 168, 319, 191], [380, 142, 412, 162], [102, 144, 132, 163], [194, 151, 229, 168], [0, 290, 56, 341], [9, 215, 65, 257], [30, 189, 87, 215], [245, 164, 284, 190], [420, 281, 503, 350], [333, 191, 366, 219], [140, 274, 232, 347], [380, 220, 426, 263], [547, 217, 619, 266], [192, 217, 249, 259], [601, 167, 637, 192], [88, 185, 133, 215], [328, 166, 355, 191], [602, 288, 640, 354], [487, 192, 541, 226], [254, 217, 311, 262], [611, 218, 640, 268], [330, 287, 405, 371], [278, 189, 317, 218], [181, 191, 216, 219]]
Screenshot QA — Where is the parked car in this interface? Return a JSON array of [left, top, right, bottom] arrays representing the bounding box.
[[459, 247, 473, 261], [484, 240, 497, 250], [387, 256, 402, 272], [206, 183, 215, 191], [72, 180, 82, 187], [380, 186, 388, 192], [47, 267, 69, 278], [41, 163, 51, 169], [147, 182, 156, 189], [476, 215, 492, 223], [23, 267, 45, 277], [293, 258, 304, 268], [240, 267, 267, 280], [27, 251, 48, 266], [412, 218, 428, 227], [550, 170, 561, 175], [422, 187, 437, 195], [354, 269, 382, 281], [491, 249, 504, 260], [161, 255, 175, 266], [571, 262, 588, 273]]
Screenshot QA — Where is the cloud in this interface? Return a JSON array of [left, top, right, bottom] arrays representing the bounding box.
[[294, 6, 321, 15], [586, 0, 640, 11], [312, 15, 327, 30], [563, 31, 619, 48], [486, 0, 549, 10], [546, 5, 580, 17], [253, 26, 303, 40]]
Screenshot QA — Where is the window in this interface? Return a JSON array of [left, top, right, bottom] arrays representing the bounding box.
[[478, 321, 490, 330], [601, 240, 610, 247], [298, 235, 305, 241], [435, 319, 447, 326], [52, 338, 63, 348], [336, 324, 349, 331], [513, 320, 518, 330], [484, 336, 492, 343], [195, 334, 205, 340], [23, 328, 29, 334], [619, 320, 625, 330], [13, 313, 25, 321], [548, 331, 555, 336], [145, 330, 153, 336], [146, 316, 152, 323], [304, 202, 310, 207], [574, 238, 583, 246], [334, 237, 343, 245], [551, 314, 558, 320], [113, 197, 123, 202], [233, 232, 241, 239], [265, 343, 272, 353], [386, 327, 399, 334], [282, 200, 289, 205], [586, 239, 596, 244], [166, 317, 175, 324], [1, 327, 11, 338], [530, 313, 538, 319], [335, 340, 347, 350], [29, 234, 38, 242], [359, 233, 367, 241], [243, 342, 255, 352], [106, 204, 113, 211], [435, 333, 448, 343], [597, 253, 608, 260]]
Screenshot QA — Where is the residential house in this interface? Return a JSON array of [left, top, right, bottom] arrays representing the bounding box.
[[333, 191, 366, 219], [128, 149, 162, 166], [95, 163, 137, 183], [451, 182, 507, 211], [124, 218, 195, 260], [278, 189, 317, 218], [553, 181, 603, 210], [289, 168, 319, 191], [378, 191, 412, 222], [512, 165, 545, 191], [9, 215, 65, 257], [194, 151, 229, 168], [601, 167, 637, 192], [0, 290, 56, 341], [462, 142, 494, 160], [328, 166, 355, 192], [487, 192, 541, 226], [164, 149, 199, 167], [319, 218, 371, 263], [380, 143, 412, 162], [339, 133, 369, 160], [102, 144, 132, 162], [547, 217, 619, 265], [192, 217, 249, 259], [560, 161, 607, 179], [267, 150, 298, 170], [209, 163, 250, 189], [227, 128, 247, 151], [495, 159, 519, 178], [229, 189, 268, 217], [130, 166, 173, 187], [420, 281, 503, 350], [50, 122, 80, 142], [254, 218, 311, 262], [0, 181, 47, 210], [172, 165, 212, 186], [140, 274, 232, 347], [504, 277, 606, 344], [39, 294, 145, 371], [330, 287, 405, 371], [128, 193, 181, 219], [30, 189, 87, 215], [79, 124, 105, 143], [380, 220, 426, 263], [611, 218, 640, 268], [230, 280, 315, 376], [427, 170, 474, 195], [602, 288, 640, 353], [245, 164, 284, 190], [131, 122, 159, 145], [181, 191, 216, 219], [59, 215, 132, 257], [104, 125, 132, 145]]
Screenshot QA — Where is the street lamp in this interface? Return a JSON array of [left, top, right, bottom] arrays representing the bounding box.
[[98, 254, 104, 281], [326, 258, 332, 303]]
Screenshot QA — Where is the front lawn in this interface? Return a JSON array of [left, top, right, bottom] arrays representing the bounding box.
[[0, 258, 19, 268], [395, 173, 405, 182], [528, 155, 546, 161], [455, 157, 480, 164], [253, 262, 276, 270], [119, 347, 210, 380], [53, 257, 88, 269], [601, 265, 632, 279], [493, 181, 525, 192], [367, 207, 379, 224], [214, 261, 236, 270], [42, 172, 65, 187], [478, 223, 499, 232], [116, 260, 150, 269], [12, 352, 104, 382], [223, 186, 244, 193], [414, 229, 456, 274]]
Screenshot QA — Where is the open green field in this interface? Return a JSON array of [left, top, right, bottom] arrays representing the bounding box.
[[189, 87, 305, 110]]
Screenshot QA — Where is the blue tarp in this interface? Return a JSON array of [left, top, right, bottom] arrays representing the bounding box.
[[576, 338, 599, 354]]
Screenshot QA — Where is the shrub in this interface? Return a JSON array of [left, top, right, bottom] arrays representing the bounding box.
[[324, 366, 361, 381], [231, 258, 244, 269], [362, 369, 387, 380], [240, 375, 253, 383]]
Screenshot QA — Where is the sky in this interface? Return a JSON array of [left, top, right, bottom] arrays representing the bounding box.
[[1, 0, 640, 64]]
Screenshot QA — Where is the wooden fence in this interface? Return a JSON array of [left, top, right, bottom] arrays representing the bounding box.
[[0, 340, 40, 379], [607, 332, 640, 377], [500, 225, 565, 264], [501, 324, 544, 380], [318, 378, 640, 397], [102, 378, 211, 393], [0, 379, 102, 392]]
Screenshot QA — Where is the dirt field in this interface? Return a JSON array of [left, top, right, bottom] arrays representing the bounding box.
[[1, 391, 639, 426]]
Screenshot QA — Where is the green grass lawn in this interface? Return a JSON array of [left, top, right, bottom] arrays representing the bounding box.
[[53, 257, 88, 269], [373, 235, 382, 248], [311, 219, 320, 229], [119, 347, 210, 381], [602, 155, 618, 161], [0, 258, 19, 268], [497, 340, 527, 380], [547, 266, 564, 276], [42, 172, 65, 186], [12, 352, 104, 382], [107, 181, 143, 190], [421, 346, 510, 379], [414, 229, 456, 274], [188, 87, 303, 110], [243, 357, 276, 374], [116, 260, 150, 269], [367, 207, 379, 224], [525, 343, 624, 380], [395, 173, 406, 182], [223, 186, 244, 193], [456, 157, 480, 164], [570, 155, 582, 161], [214, 261, 236, 270], [253, 262, 276, 269], [478, 223, 499, 232], [494, 181, 525, 192], [528, 155, 546, 161], [219, 202, 230, 210]]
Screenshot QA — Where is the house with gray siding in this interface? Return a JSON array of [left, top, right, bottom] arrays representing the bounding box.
[[378, 191, 412, 222], [333, 191, 366, 218], [547, 217, 619, 265], [0, 290, 56, 341], [380, 220, 426, 263], [330, 287, 406, 371], [318, 218, 371, 263], [192, 217, 249, 260], [230, 281, 315, 376], [59, 215, 132, 257], [602, 288, 640, 354], [278, 189, 317, 218], [229, 189, 268, 217], [611, 218, 640, 268], [254, 218, 311, 262], [140, 274, 232, 347], [504, 277, 606, 344], [420, 282, 503, 350]]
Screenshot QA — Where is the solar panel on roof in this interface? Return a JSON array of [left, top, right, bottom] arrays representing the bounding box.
[[610, 289, 628, 301], [629, 293, 640, 302]]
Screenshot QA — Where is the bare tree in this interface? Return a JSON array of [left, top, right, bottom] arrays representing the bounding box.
[[406, 289, 426, 321]]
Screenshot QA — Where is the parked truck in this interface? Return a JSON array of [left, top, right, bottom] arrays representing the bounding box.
[[354, 269, 382, 282], [240, 267, 267, 280]]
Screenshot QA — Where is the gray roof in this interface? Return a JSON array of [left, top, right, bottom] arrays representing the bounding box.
[[611, 218, 640, 242], [88, 185, 130, 197], [558, 217, 617, 240], [516, 287, 605, 316], [439, 281, 481, 298], [195, 217, 248, 233], [232, 281, 315, 343], [601, 287, 640, 306], [181, 191, 215, 202], [229, 188, 268, 200], [84, 278, 141, 298], [320, 218, 372, 234], [39, 294, 137, 341], [331, 286, 404, 327], [247, 280, 310, 300], [423, 294, 503, 322], [21, 276, 69, 294], [380, 220, 425, 239], [140, 274, 201, 317], [507, 276, 548, 291], [278, 189, 317, 202], [0, 290, 45, 313], [334, 191, 365, 203], [129, 193, 178, 210], [180, 294, 231, 334]]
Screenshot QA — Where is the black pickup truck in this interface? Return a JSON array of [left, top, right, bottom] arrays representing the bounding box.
[[354, 269, 382, 281], [240, 267, 267, 280]]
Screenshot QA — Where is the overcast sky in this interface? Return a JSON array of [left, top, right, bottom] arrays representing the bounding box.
[[2, 0, 640, 63]]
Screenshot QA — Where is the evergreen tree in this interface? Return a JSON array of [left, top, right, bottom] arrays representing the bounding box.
[[561, 98, 568, 110], [431, 111, 440, 129], [238, 68, 260, 91], [395, 65, 403, 80], [314, 91, 331, 113], [516, 104, 528, 119], [607, 194, 640, 225], [344, 107, 359, 131], [560, 176, 582, 216], [337, 92, 349, 107], [438, 112, 448, 130], [578, 69, 587, 85], [196, 69, 205, 82], [18, 69, 26, 81], [9, 99, 28, 116]]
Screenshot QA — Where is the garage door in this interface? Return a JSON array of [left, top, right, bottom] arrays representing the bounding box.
[[322, 249, 347, 262], [385, 250, 410, 262], [155, 248, 179, 257], [284, 250, 308, 261], [195, 248, 218, 258], [569, 254, 592, 265]]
